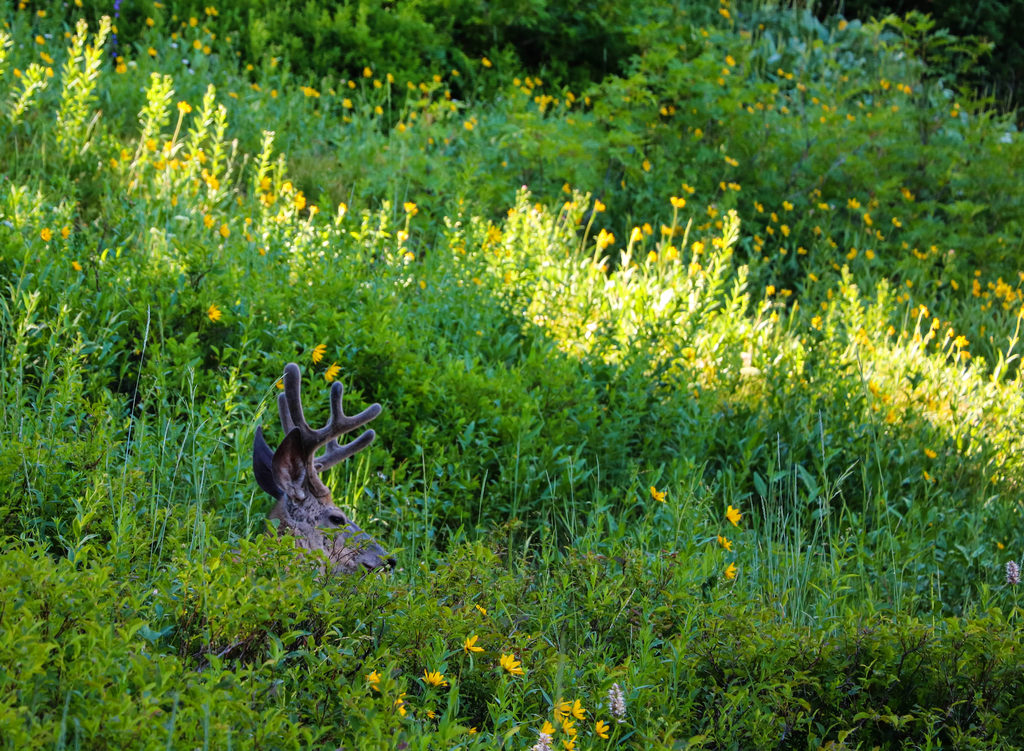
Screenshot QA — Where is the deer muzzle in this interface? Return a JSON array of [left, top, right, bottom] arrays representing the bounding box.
[[333, 524, 395, 574]]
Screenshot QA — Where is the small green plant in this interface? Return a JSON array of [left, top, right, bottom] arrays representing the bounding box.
[[55, 17, 110, 159]]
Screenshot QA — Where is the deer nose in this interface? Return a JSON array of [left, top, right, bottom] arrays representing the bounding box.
[[386, 557, 397, 569]]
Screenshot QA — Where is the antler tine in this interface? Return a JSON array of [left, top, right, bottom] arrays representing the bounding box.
[[279, 362, 305, 436], [313, 427, 379, 472], [326, 381, 382, 437], [312, 381, 382, 470], [277, 391, 297, 435]]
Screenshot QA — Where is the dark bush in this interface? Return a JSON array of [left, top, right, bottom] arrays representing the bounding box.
[[821, 0, 1024, 108]]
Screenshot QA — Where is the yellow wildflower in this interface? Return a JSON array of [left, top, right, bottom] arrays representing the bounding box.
[[207, 304, 222, 323], [324, 363, 341, 382], [423, 669, 448, 688], [726, 505, 742, 526], [40, 228, 52, 242], [595, 719, 610, 739], [499, 653, 524, 676], [717, 535, 733, 551], [670, 196, 686, 209], [555, 699, 571, 719], [649, 486, 666, 503], [571, 699, 585, 720], [595, 228, 614, 251], [311, 344, 327, 364], [403, 201, 418, 216], [366, 670, 381, 691], [725, 562, 737, 580], [463, 634, 484, 653]]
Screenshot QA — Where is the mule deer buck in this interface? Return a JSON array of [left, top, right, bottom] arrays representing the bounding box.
[[253, 362, 395, 574]]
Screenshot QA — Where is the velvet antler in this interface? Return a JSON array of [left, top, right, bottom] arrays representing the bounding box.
[[276, 362, 382, 472]]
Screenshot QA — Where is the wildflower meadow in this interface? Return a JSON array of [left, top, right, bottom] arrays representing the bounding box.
[[0, 0, 1023, 748]]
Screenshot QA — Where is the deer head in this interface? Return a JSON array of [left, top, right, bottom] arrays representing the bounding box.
[[252, 362, 394, 574]]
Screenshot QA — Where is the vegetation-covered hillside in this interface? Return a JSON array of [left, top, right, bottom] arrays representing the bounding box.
[[0, 0, 1022, 748]]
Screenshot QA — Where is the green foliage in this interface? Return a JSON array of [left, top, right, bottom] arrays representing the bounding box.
[[67, 0, 637, 90], [55, 17, 110, 160], [0, 1, 1023, 748], [2, 541, 1022, 748], [822, 0, 1024, 107]]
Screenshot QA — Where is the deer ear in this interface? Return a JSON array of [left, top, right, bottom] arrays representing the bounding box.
[[271, 427, 308, 497], [253, 425, 282, 498]]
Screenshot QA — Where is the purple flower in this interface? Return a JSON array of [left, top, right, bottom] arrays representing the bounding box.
[[1007, 560, 1020, 586], [608, 683, 626, 723]]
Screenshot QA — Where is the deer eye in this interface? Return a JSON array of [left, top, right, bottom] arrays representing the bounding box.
[[326, 512, 348, 527]]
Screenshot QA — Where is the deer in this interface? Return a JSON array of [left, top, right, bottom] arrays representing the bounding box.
[[252, 362, 395, 574]]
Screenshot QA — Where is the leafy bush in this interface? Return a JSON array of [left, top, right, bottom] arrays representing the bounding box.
[[2, 541, 1023, 748], [68, 0, 637, 90], [820, 0, 1024, 107]]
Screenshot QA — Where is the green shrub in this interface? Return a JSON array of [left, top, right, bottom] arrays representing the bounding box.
[[819, 0, 1024, 107], [68, 0, 638, 91]]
